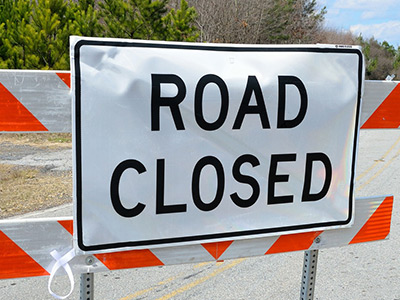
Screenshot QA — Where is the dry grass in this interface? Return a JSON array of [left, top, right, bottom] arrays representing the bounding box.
[[0, 133, 73, 218], [0, 133, 72, 148], [0, 164, 72, 218]]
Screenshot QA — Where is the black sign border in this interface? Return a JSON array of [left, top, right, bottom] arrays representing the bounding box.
[[73, 39, 363, 252]]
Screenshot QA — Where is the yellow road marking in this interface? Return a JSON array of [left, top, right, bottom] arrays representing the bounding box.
[[120, 287, 156, 300], [356, 146, 400, 192], [356, 134, 400, 182], [119, 275, 180, 300], [156, 258, 245, 300], [193, 262, 211, 269], [158, 276, 179, 285]]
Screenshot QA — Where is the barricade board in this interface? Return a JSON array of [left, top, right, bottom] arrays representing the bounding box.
[[71, 38, 363, 252], [1, 71, 398, 132], [0, 66, 398, 280], [0, 70, 70, 132], [0, 195, 393, 280]]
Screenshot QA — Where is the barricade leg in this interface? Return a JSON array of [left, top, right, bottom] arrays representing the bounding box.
[[80, 272, 94, 300], [300, 249, 319, 300]]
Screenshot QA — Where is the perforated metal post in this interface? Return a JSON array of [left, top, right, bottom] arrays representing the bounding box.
[[300, 250, 319, 300], [80, 272, 94, 300]]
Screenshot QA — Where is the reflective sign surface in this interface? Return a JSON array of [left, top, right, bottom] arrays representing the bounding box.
[[72, 37, 363, 252]]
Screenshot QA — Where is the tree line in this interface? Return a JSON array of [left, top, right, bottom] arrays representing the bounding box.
[[0, 0, 399, 79], [0, 0, 198, 70]]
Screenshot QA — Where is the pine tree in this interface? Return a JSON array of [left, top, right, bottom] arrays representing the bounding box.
[[358, 36, 400, 80], [99, 0, 166, 39], [164, 0, 198, 42], [70, 0, 101, 37], [0, 0, 78, 69], [0, 0, 33, 68], [262, 0, 326, 44], [99, 0, 198, 41], [0, 0, 198, 70]]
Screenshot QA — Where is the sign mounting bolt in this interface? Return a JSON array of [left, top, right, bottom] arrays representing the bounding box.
[[85, 256, 94, 265]]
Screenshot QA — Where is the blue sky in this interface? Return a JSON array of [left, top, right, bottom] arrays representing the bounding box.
[[320, 0, 400, 47]]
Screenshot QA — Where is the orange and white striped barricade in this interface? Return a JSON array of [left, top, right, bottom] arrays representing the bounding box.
[[0, 69, 397, 299], [0, 196, 394, 295], [0, 70, 71, 132]]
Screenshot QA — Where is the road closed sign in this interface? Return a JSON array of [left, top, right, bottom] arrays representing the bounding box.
[[71, 37, 363, 252]]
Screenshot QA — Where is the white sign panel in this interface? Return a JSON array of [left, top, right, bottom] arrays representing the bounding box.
[[71, 37, 363, 252]]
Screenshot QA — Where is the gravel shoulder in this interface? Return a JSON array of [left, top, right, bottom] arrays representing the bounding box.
[[0, 133, 72, 218]]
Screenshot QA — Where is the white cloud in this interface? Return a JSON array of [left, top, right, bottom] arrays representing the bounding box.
[[334, 0, 396, 10], [328, 8, 340, 16], [361, 10, 384, 20], [350, 21, 400, 45]]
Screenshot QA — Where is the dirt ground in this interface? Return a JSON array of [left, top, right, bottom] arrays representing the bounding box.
[[0, 133, 72, 218]]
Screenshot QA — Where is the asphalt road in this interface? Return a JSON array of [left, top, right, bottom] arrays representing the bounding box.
[[1, 129, 400, 300]]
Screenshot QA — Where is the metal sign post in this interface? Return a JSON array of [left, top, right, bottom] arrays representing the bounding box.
[[80, 272, 94, 300], [300, 249, 319, 300]]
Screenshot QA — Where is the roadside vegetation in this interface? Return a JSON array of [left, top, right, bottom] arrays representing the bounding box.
[[0, 0, 399, 79], [0, 133, 72, 217], [0, 0, 198, 69], [0, 164, 72, 217]]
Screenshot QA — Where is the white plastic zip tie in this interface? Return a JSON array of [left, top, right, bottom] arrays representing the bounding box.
[[48, 248, 76, 299]]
